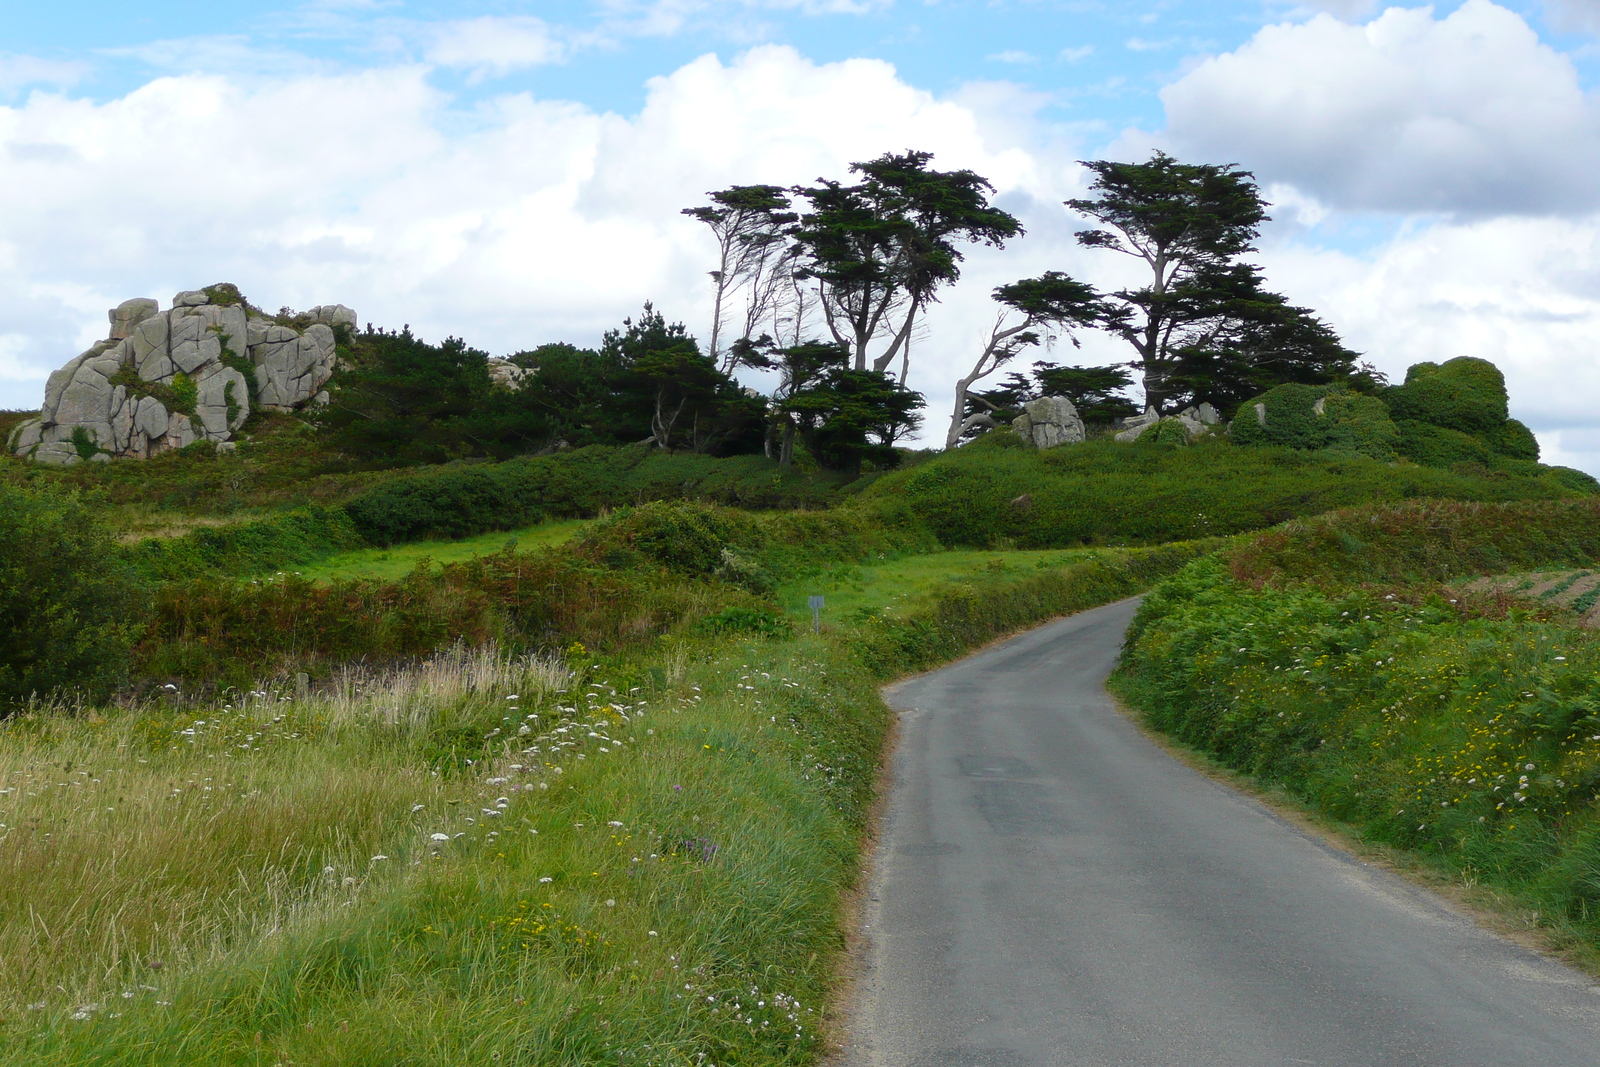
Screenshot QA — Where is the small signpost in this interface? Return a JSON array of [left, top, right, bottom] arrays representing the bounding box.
[[808, 595, 825, 633]]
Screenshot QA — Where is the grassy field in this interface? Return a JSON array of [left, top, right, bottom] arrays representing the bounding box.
[[0, 535, 1204, 1064], [774, 548, 1102, 626], [295, 519, 589, 582]]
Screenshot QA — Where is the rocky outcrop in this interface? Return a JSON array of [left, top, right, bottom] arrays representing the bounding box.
[[1114, 403, 1219, 443], [1011, 396, 1085, 448], [9, 286, 356, 464]]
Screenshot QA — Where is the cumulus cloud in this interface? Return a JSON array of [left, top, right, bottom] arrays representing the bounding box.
[[1160, 1, 1600, 215], [1261, 213, 1600, 470], [426, 17, 565, 78], [0, 45, 1089, 450]]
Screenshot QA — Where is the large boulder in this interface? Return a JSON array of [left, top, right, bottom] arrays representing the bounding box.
[[11, 285, 356, 464], [1011, 395, 1086, 448]]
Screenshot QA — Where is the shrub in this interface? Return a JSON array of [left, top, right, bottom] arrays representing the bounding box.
[[1384, 356, 1508, 435], [694, 605, 792, 638], [1492, 418, 1541, 461], [575, 501, 763, 577], [1229, 383, 1398, 459], [0, 482, 148, 707], [122, 506, 369, 581], [860, 436, 1588, 549]]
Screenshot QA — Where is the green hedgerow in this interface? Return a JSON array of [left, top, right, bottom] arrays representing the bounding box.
[[0, 481, 149, 708]]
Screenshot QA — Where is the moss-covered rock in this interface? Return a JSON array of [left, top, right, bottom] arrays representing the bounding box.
[[1229, 383, 1399, 460], [1384, 357, 1509, 436]]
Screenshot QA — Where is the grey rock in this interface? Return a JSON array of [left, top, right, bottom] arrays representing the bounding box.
[[1253, 402, 1267, 427], [1016, 395, 1085, 449], [308, 304, 358, 331], [1114, 406, 1161, 443], [135, 396, 169, 439], [109, 298, 160, 340], [488, 357, 529, 391], [1197, 402, 1220, 425], [19, 286, 357, 461], [9, 417, 41, 453], [196, 365, 250, 437]]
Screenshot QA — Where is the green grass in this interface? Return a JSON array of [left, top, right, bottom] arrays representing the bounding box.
[[0, 522, 1206, 1063], [295, 519, 589, 582], [774, 548, 1102, 625], [859, 434, 1598, 549]]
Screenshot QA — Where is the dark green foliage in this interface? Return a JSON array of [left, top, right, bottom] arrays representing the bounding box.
[[1393, 419, 1494, 468], [694, 605, 792, 638], [315, 326, 496, 465], [782, 355, 923, 475], [341, 446, 854, 545], [110, 365, 197, 417], [791, 151, 1023, 371], [0, 411, 35, 449], [862, 437, 1589, 549], [121, 506, 368, 582], [1032, 364, 1139, 422], [70, 426, 101, 462], [1230, 383, 1399, 460], [0, 481, 147, 707], [1385, 357, 1509, 435], [1067, 151, 1359, 411], [575, 502, 763, 577], [1494, 418, 1541, 461]]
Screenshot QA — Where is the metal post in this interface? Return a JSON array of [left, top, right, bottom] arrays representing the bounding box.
[[808, 595, 825, 633]]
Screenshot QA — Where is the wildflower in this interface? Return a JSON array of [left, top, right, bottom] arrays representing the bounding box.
[[649, 930, 658, 936], [606, 899, 616, 907], [539, 876, 553, 883], [412, 804, 425, 812], [371, 855, 389, 862], [431, 833, 451, 842]]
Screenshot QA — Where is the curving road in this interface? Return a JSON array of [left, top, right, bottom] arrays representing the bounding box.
[[840, 598, 1600, 1067]]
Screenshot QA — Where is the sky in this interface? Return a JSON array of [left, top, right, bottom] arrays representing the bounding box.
[[4, 0, 1600, 468]]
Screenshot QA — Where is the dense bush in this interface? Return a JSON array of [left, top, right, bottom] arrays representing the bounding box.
[[342, 446, 855, 544], [1229, 383, 1399, 459], [123, 506, 367, 581], [575, 501, 765, 576], [0, 482, 147, 707], [1384, 356, 1509, 435], [862, 436, 1590, 549]]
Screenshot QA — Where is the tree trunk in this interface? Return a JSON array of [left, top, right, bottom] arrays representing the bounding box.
[[779, 421, 796, 466]]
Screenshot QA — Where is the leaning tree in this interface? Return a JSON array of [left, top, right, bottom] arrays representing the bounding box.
[[1066, 152, 1358, 413]]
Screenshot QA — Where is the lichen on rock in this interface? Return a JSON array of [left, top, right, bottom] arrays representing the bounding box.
[[10, 286, 357, 464]]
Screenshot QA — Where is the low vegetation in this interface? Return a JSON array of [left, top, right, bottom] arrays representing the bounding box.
[[1116, 498, 1600, 963]]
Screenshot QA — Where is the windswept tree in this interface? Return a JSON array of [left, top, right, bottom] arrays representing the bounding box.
[[945, 272, 1103, 448], [1067, 152, 1357, 412], [781, 351, 924, 476], [791, 151, 1022, 375], [681, 185, 798, 374]]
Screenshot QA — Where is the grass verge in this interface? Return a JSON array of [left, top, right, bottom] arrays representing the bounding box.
[[0, 540, 1203, 1064]]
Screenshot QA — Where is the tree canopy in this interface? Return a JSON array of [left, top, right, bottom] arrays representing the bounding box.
[[1066, 152, 1360, 413]]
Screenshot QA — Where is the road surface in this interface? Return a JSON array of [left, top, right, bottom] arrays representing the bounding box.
[[840, 598, 1600, 1067]]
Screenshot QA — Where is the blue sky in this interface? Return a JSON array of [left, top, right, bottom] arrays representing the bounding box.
[[5, 0, 1600, 468]]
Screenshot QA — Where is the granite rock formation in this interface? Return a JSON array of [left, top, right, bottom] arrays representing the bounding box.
[[9, 287, 356, 464], [1011, 396, 1086, 448]]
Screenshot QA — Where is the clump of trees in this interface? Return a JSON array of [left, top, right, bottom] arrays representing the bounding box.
[[323, 149, 1378, 471]]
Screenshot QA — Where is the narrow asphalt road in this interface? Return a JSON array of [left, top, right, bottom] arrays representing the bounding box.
[[840, 598, 1600, 1067]]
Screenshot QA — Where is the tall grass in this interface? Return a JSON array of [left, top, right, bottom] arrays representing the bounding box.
[[0, 530, 1188, 1063]]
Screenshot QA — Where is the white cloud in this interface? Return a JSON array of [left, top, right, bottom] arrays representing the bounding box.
[[988, 50, 1037, 65], [593, 0, 892, 37], [1261, 212, 1600, 471], [426, 17, 565, 78], [1160, 1, 1600, 215], [1544, 0, 1600, 34], [0, 54, 86, 93], [0, 45, 1084, 453], [1058, 45, 1094, 62]]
